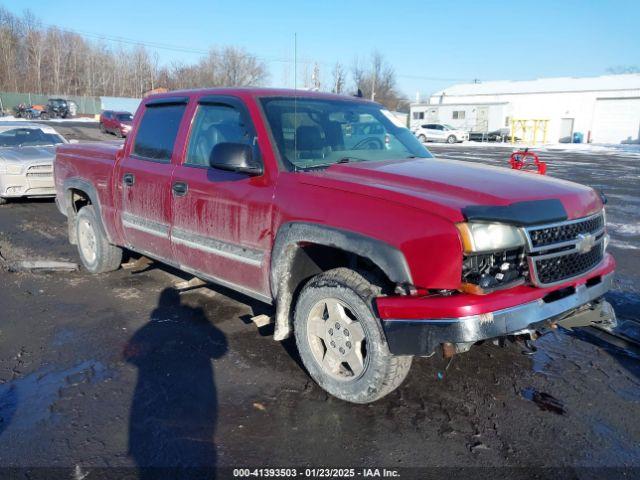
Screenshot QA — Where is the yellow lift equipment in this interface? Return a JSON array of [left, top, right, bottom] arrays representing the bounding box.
[[510, 119, 549, 144]]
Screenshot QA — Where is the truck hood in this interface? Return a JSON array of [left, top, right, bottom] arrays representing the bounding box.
[[0, 145, 56, 164], [300, 157, 602, 223]]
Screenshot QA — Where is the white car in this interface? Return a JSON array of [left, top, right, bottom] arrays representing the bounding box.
[[413, 123, 469, 144], [0, 122, 67, 204]]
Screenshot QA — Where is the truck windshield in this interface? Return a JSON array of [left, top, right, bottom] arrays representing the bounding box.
[[0, 128, 65, 147], [117, 113, 133, 121], [260, 97, 432, 171]]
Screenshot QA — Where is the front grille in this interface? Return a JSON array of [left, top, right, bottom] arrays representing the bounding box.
[[26, 172, 52, 178], [27, 164, 52, 172], [528, 213, 604, 248], [532, 242, 604, 285], [525, 212, 606, 286]]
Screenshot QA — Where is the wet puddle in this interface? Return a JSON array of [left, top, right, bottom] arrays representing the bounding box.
[[521, 388, 567, 415], [0, 360, 112, 434]]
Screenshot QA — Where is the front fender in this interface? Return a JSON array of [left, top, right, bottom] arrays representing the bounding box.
[[269, 222, 413, 340]]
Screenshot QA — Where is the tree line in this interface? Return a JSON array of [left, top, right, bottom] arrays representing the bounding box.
[[0, 7, 408, 110]]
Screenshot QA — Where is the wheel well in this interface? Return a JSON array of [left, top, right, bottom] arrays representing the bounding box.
[[70, 188, 92, 212], [290, 243, 393, 294], [273, 242, 394, 341], [66, 188, 92, 244]]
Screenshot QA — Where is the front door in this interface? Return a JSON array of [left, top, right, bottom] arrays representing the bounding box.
[[170, 96, 274, 299], [118, 98, 188, 261], [431, 124, 446, 141], [476, 107, 489, 133], [560, 118, 574, 143]]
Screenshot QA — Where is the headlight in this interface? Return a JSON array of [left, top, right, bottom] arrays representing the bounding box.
[[456, 222, 525, 253], [5, 164, 23, 175]]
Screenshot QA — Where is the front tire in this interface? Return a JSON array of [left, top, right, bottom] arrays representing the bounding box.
[[418, 134, 427, 143], [0, 197, 8, 205], [294, 268, 412, 404], [447, 135, 457, 144], [75, 205, 122, 273]]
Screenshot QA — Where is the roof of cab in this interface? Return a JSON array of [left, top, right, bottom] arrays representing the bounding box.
[[143, 87, 374, 103]]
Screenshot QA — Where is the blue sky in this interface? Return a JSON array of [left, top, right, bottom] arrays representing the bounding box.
[[3, 0, 639, 98]]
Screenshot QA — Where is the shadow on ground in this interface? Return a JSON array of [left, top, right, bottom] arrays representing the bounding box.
[[124, 288, 228, 479]]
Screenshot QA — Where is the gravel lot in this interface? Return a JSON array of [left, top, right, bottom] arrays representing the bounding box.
[[1, 125, 639, 477]]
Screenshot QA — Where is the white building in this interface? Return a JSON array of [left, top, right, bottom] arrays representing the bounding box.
[[410, 74, 640, 144]]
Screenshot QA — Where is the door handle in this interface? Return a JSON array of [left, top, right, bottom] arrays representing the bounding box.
[[172, 181, 188, 197], [123, 173, 135, 186]]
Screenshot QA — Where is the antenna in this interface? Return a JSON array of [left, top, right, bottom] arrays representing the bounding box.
[[294, 32, 298, 166]]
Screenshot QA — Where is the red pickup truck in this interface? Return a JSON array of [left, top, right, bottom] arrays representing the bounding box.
[[54, 88, 616, 403]]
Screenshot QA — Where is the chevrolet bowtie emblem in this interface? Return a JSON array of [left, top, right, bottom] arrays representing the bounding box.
[[576, 233, 596, 254]]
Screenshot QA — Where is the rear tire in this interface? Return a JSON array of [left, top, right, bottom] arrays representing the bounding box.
[[99, 123, 106, 133], [294, 268, 412, 404], [75, 205, 122, 273], [447, 135, 457, 144]]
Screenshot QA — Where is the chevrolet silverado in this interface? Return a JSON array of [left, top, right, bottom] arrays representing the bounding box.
[[54, 88, 616, 403]]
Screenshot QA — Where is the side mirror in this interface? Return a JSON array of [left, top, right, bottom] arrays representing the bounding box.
[[209, 142, 262, 176]]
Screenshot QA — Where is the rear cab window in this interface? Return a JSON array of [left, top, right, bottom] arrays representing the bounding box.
[[132, 100, 187, 163]]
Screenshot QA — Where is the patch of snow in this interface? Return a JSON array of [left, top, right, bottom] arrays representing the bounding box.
[[0, 115, 97, 123], [431, 73, 640, 97], [429, 141, 640, 156], [608, 223, 640, 237], [610, 239, 640, 251], [46, 117, 98, 123], [0, 115, 29, 122]]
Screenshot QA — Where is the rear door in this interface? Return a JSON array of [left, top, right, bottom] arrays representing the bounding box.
[[117, 97, 188, 261], [169, 95, 274, 300]]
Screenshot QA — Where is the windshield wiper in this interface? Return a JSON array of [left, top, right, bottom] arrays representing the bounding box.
[[338, 157, 366, 163]]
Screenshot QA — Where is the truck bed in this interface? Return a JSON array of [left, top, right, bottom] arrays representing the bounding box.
[[54, 141, 123, 240]]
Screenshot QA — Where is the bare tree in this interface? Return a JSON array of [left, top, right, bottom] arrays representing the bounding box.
[[311, 62, 321, 91], [331, 62, 346, 94], [0, 8, 410, 110], [351, 51, 408, 111], [0, 8, 268, 98]]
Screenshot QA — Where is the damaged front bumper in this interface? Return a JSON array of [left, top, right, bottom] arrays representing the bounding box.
[[381, 271, 616, 355]]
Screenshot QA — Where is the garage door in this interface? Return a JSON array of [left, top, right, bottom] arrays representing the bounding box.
[[592, 98, 640, 144]]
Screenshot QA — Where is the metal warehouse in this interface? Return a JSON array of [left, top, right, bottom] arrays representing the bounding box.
[[410, 74, 640, 144]]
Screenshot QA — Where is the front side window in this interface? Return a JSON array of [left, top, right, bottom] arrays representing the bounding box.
[[186, 103, 253, 167], [261, 97, 431, 171], [132, 103, 186, 162]]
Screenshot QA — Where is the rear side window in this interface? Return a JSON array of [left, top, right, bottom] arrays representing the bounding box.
[[133, 104, 186, 162]]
